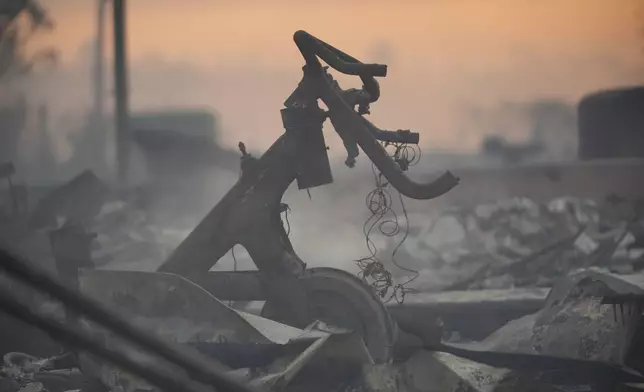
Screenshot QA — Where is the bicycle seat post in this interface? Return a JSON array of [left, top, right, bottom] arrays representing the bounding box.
[[281, 105, 332, 190]]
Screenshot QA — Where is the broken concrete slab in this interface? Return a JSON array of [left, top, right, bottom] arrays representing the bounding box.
[[450, 269, 644, 374]]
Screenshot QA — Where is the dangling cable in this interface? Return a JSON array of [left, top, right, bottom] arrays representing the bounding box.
[[282, 206, 291, 237], [355, 142, 422, 304]]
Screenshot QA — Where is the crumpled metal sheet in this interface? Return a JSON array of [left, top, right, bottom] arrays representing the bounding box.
[[77, 269, 373, 392]]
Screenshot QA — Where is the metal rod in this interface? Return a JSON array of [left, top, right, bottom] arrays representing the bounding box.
[[113, 0, 130, 183], [0, 249, 261, 392], [0, 286, 211, 392]]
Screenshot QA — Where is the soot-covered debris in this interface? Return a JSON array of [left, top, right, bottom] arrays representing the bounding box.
[[0, 352, 86, 392], [88, 199, 176, 270], [89, 195, 644, 289], [380, 196, 644, 292]]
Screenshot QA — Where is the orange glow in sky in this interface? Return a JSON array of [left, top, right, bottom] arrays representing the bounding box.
[[32, 0, 644, 152]]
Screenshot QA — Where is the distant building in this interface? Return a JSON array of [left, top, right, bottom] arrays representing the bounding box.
[[130, 109, 239, 180], [479, 99, 577, 165]]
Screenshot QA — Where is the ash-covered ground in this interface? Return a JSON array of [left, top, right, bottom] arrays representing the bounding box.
[[70, 155, 644, 300]]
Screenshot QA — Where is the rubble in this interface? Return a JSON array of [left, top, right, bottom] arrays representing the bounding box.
[[355, 268, 644, 392], [50, 193, 644, 300], [0, 352, 87, 392], [15, 170, 643, 305], [0, 171, 173, 274], [29, 188, 642, 346], [381, 196, 644, 292], [4, 169, 644, 388], [77, 269, 374, 392], [8, 181, 640, 390], [88, 199, 176, 270]]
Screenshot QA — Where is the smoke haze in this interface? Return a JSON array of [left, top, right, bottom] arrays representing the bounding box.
[[24, 0, 644, 159], [9, 0, 644, 280]]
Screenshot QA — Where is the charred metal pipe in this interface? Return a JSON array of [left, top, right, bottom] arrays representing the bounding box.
[[0, 248, 261, 392], [320, 76, 459, 200], [0, 288, 213, 392]]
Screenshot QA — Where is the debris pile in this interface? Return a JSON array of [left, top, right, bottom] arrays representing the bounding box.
[[0, 168, 182, 272], [0, 352, 87, 392], [3, 170, 644, 391], [381, 196, 644, 291], [88, 199, 177, 270]]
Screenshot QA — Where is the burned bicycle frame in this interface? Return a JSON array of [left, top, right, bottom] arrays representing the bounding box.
[[154, 31, 459, 363]]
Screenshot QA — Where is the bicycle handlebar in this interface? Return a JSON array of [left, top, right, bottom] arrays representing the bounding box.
[[293, 30, 387, 77], [323, 86, 459, 200], [362, 118, 420, 144], [294, 30, 385, 103], [291, 31, 460, 200]]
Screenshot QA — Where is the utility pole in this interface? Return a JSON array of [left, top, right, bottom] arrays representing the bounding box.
[[93, 0, 106, 173], [113, 0, 130, 184]]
